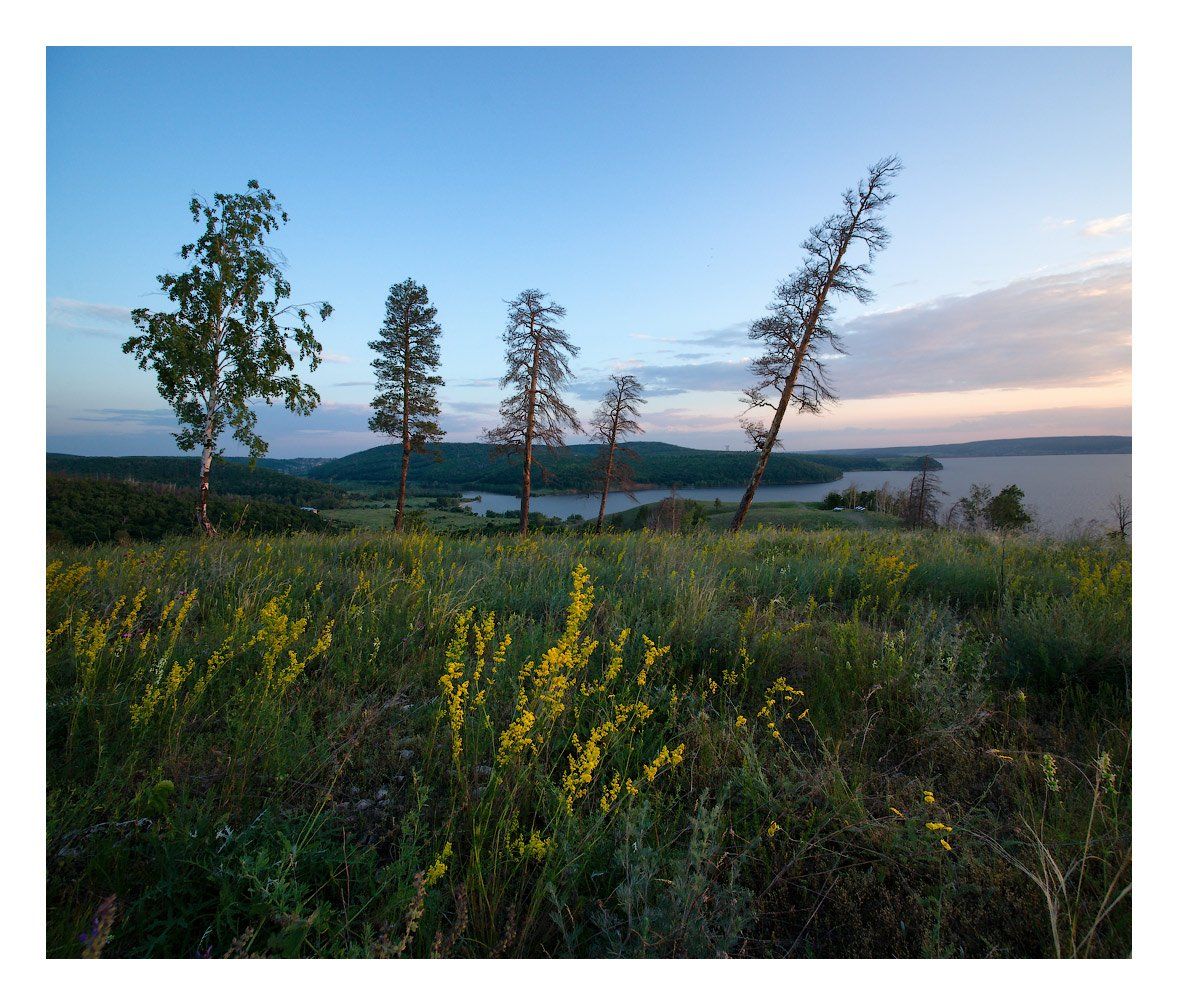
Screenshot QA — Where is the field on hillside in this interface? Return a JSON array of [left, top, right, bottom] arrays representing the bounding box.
[[46, 526, 1130, 958]]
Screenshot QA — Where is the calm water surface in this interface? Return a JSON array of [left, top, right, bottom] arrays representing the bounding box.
[[463, 454, 1131, 535]]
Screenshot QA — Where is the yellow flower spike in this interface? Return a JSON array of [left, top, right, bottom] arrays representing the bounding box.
[[766, 821, 781, 838], [734, 715, 747, 729], [940, 839, 953, 852], [889, 807, 904, 818]]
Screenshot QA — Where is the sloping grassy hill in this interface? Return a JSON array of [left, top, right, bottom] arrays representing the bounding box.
[[46, 454, 347, 508], [307, 441, 934, 492]]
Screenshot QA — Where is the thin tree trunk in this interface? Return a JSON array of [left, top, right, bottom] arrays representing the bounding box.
[[396, 313, 411, 532], [395, 439, 410, 531], [519, 340, 541, 536], [729, 187, 873, 533], [729, 379, 796, 533], [197, 424, 216, 536], [595, 439, 617, 532], [916, 468, 928, 529]]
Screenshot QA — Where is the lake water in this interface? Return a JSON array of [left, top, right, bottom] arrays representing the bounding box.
[[462, 454, 1131, 535]]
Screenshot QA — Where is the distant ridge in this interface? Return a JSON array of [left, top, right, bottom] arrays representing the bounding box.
[[809, 435, 1131, 459], [305, 441, 938, 493]]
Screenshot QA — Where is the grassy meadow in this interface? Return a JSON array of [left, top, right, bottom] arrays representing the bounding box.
[[46, 525, 1131, 957]]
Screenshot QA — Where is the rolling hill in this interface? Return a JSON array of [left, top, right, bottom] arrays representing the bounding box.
[[306, 441, 938, 493], [46, 473, 327, 545], [45, 454, 348, 508]]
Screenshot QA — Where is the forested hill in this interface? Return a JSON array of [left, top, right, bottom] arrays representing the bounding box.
[[811, 435, 1132, 458], [47, 473, 326, 545], [45, 454, 346, 508], [306, 441, 937, 493]]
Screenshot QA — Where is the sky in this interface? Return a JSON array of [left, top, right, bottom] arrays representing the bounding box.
[[46, 46, 1131, 457]]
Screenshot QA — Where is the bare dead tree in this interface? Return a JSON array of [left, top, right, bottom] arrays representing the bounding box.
[[903, 455, 946, 529], [589, 374, 646, 532], [483, 289, 582, 535], [1108, 494, 1131, 540], [730, 156, 902, 532]]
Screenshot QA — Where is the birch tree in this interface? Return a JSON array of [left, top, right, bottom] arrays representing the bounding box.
[[368, 278, 445, 531], [589, 374, 646, 532], [484, 289, 582, 535], [731, 156, 901, 532], [124, 180, 332, 536]]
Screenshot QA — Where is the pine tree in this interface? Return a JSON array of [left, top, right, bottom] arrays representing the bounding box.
[[484, 289, 582, 535], [731, 157, 901, 532], [368, 278, 445, 531], [589, 374, 646, 532]]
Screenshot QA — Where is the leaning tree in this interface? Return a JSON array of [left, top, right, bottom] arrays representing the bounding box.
[[123, 180, 332, 536], [484, 289, 582, 535], [731, 156, 902, 532], [589, 374, 646, 532], [368, 278, 445, 531]]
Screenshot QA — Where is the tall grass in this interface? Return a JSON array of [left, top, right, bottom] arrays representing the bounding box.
[[47, 527, 1131, 957]]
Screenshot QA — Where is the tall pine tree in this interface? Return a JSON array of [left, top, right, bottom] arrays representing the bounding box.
[[484, 289, 582, 535], [368, 278, 445, 530]]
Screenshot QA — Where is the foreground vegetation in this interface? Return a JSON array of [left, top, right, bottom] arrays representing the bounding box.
[[47, 526, 1130, 957]]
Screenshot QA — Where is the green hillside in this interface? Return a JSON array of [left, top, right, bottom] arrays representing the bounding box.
[[46, 454, 347, 508], [47, 473, 327, 545], [306, 441, 937, 492]]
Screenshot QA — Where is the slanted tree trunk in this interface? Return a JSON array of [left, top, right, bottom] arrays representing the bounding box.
[[730, 246, 855, 532], [730, 185, 874, 533], [595, 436, 618, 532], [519, 340, 541, 536], [729, 371, 799, 533]]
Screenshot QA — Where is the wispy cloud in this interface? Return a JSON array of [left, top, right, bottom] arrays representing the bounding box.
[[70, 406, 176, 428], [1083, 213, 1132, 238], [48, 297, 134, 338], [835, 261, 1130, 396], [320, 351, 354, 364], [611, 262, 1131, 401]]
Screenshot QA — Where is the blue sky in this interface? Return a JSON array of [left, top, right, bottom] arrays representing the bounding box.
[[46, 46, 1131, 456]]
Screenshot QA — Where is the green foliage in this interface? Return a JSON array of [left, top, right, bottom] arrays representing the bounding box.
[[47, 454, 347, 508], [122, 179, 332, 459], [47, 473, 327, 544], [368, 278, 445, 452], [310, 441, 857, 493], [47, 527, 1130, 958], [985, 484, 1034, 533]]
